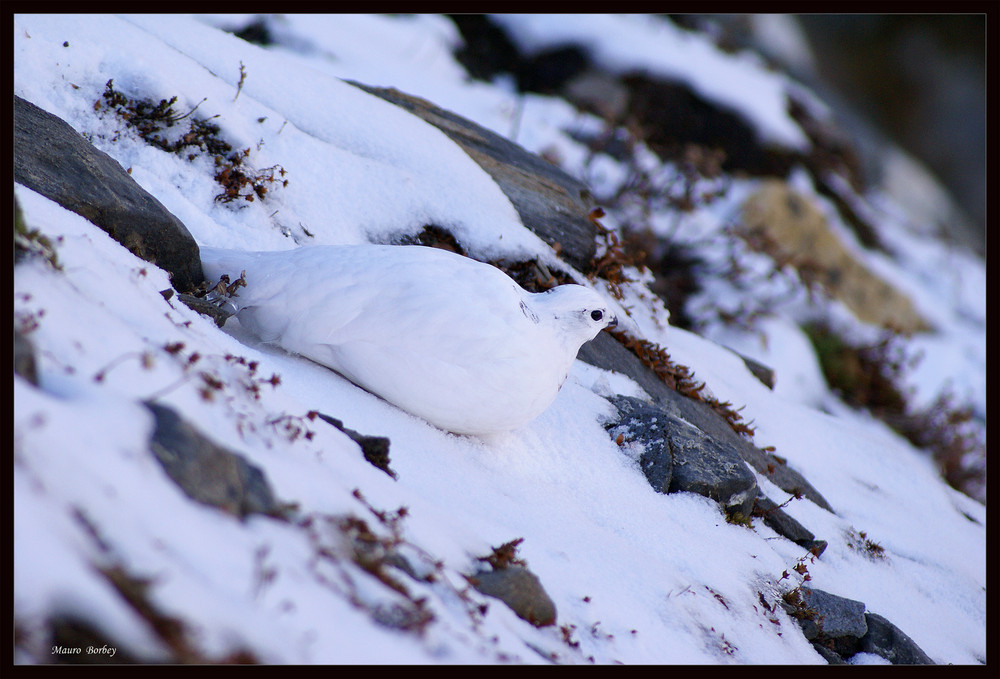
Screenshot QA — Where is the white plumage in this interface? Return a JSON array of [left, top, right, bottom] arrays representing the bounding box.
[[200, 244, 617, 435]]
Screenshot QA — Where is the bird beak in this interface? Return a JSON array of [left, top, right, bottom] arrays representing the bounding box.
[[605, 315, 618, 330]]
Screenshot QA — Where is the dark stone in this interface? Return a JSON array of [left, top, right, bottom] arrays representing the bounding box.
[[664, 415, 757, 517], [609, 395, 757, 516], [754, 494, 827, 556], [738, 441, 835, 514], [316, 413, 396, 480], [811, 642, 847, 664], [859, 613, 934, 665], [468, 566, 557, 628], [786, 96, 882, 252], [144, 402, 285, 519], [14, 328, 39, 386], [792, 587, 867, 657], [448, 14, 523, 83], [518, 46, 590, 94], [580, 332, 834, 513], [229, 17, 275, 47], [606, 396, 673, 493], [13, 96, 204, 292], [346, 82, 598, 271], [622, 73, 798, 177], [563, 69, 631, 122]]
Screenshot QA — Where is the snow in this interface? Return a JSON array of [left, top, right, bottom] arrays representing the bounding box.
[[14, 13, 985, 665]]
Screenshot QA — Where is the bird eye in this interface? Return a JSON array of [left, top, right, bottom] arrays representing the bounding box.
[[591, 310, 604, 322]]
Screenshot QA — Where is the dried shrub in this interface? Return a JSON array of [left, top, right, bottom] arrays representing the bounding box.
[[14, 198, 62, 270], [805, 322, 985, 501], [609, 328, 756, 438], [478, 537, 526, 570], [95, 79, 287, 205]]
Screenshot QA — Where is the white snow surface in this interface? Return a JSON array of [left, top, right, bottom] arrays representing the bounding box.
[[14, 14, 985, 665]]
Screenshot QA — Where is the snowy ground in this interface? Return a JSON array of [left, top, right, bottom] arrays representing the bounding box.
[[14, 14, 986, 664]]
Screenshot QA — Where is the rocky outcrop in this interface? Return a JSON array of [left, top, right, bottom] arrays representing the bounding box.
[[348, 82, 599, 271], [14, 96, 204, 292], [858, 613, 934, 664], [609, 395, 757, 516], [316, 412, 396, 479], [782, 587, 933, 664], [753, 495, 827, 555], [741, 181, 931, 334], [580, 332, 834, 514]]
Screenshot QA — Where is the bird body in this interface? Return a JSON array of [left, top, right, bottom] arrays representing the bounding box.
[[201, 244, 616, 435]]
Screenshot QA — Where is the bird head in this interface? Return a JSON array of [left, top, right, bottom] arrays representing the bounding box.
[[537, 284, 618, 346]]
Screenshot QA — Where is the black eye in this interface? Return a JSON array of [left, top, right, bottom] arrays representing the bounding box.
[[591, 310, 604, 322]]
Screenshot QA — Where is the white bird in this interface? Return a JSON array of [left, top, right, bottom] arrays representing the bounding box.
[[200, 244, 617, 435]]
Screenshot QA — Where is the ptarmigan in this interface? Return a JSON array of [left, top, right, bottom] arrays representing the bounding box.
[[200, 244, 617, 435]]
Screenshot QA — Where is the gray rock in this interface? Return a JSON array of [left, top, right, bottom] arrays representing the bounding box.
[[792, 587, 868, 657], [14, 328, 39, 386], [609, 395, 757, 516], [859, 613, 934, 665], [468, 565, 557, 628], [563, 69, 630, 120], [13, 96, 204, 292], [347, 82, 598, 271], [606, 396, 673, 493], [754, 494, 827, 556], [738, 442, 835, 514], [669, 421, 758, 517], [609, 391, 827, 547], [580, 332, 834, 513], [811, 643, 847, 664], [144, 401, 285, 519]]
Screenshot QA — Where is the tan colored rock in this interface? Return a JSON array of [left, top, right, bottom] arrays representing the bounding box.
[[742, 181, 931, 333]]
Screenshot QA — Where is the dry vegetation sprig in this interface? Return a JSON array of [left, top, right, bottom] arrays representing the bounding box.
[[804, 322, 985, 501], [608, 328, 756, 439], [584, 207, 643, 300], [297, 489, 497, 637], [95, 79, 287, 205], [844, 527, 887, 561], [63, 507, 260, 663], [15, 205, 63, 271], [477, 537, 527, 570]]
